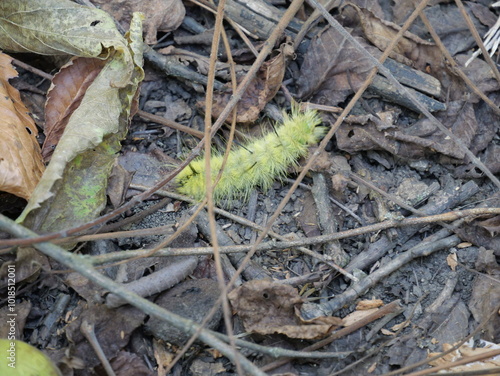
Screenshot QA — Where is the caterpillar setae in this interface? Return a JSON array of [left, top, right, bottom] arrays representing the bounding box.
[[175, 107, 326, 205]]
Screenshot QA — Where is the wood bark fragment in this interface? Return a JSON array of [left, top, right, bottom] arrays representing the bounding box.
[[311, 172, 350, 267], [105, 256, 198, 308]]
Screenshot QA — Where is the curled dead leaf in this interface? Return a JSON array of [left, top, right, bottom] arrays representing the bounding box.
[[43, 57, 107, 161], [228, 280, 342, 339], [0, 52, 44, 200]]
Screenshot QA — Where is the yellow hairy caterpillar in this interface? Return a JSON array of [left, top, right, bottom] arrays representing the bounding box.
[[175, 107, 325, 204]]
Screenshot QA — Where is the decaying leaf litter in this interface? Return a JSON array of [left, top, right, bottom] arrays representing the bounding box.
[[0, 0, 499, 375]]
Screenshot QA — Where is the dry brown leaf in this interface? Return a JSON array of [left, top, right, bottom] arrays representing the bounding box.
[[297, 305, 344, 327], [458, 55, 500, 101], [271, 324, 335, 340], [228, 280, 341, 339], [207, 42, 294, 125], [356, 299, 384, 310], [336, 100, 479, 160], [111, 351, 153, 376], [42, 57, 106, 161], [481, 144, 500, 175], [297, 25, 381, 105], [344, 3, 440, 71], [92, 0, 185, 44], [447, 253, 458, 271], [228, 279, 302, 331], [0, 52, 44, 200]]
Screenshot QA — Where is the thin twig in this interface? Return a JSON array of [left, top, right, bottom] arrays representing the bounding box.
[[80, 320, 116, 376], [137, 110, 204, 138], [131, 185, 357, 280], [194, 0, 244, 372], [168, 2, 311, 373], [12, 58, 53, 80], [79, 207, 500, 266]]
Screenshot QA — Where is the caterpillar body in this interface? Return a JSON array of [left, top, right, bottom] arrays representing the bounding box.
[[175, 108, 325, 205]]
